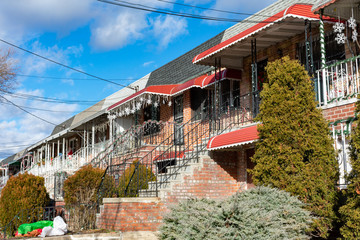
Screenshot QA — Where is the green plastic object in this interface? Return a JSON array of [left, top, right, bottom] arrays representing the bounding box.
[[17, 220, 53, 235]]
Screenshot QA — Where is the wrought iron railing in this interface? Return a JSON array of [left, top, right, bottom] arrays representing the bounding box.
[[100, 93, 254, 197], [315, 55, 360, 106]]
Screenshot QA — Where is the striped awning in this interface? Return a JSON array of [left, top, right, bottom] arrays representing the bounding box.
[[207, 125, 259, 151]]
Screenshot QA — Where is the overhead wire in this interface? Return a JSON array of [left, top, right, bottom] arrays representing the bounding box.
[[155, 0, 273, 17], [16, 73, 136, 81], [97, 0, 302, 24], [0, 95, 59, 126], [0, 38, 136, 90]]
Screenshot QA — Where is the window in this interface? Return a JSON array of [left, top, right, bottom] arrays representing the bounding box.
[[232, 80, 240, 108], [190, 88, 208, 120], [297, 32, 345, 71], [143, 104, 160, 135], [174, 95, 183, 123]]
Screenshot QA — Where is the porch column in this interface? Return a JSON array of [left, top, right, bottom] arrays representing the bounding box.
[[57, 140, 60, 157], [86, 126, 89, 161], [92, 123, 95, 157], [62, 138, 65, 161], [84, 128, 86, 160], [320, 10, 327, 105], [52, 142, 55, 159], [110, 118, 113, 142]]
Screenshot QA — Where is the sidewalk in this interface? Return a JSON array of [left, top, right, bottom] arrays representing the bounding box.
[[23, 231, 158, 240]]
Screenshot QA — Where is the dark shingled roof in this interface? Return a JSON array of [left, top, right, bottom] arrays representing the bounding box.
[[50, 116, 75, 136], [146, 33, 224, 86]]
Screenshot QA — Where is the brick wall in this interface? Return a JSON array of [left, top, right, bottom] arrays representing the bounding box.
[[96, 197, 166, 232], [322, 102, 356, 122], [162, 150, 250, 205]]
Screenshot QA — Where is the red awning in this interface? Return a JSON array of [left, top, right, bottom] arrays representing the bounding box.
[[153, 151, 185, 162], [107, 84, 179, 111], [108, 69, 241, 111], [193, 4, 333, 65], [171, 69, 242, 95], [207, 125, 259, 151]]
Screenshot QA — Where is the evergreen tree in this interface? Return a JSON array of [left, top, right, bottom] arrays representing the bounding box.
[[339, 96, 360, 239], [250, 57, 339, 238]]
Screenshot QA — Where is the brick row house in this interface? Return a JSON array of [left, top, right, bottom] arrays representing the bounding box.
[[1, 0, 359, 232]]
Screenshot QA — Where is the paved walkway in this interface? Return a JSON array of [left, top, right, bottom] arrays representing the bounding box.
[[23, 231, 158, 240]]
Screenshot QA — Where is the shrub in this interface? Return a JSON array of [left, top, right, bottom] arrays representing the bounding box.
[[63, 165, 114, 231], [0, 173, 49, 235], [63, 165, 114, 205], [339, 95, 360, 239], [250, 57, 339, 238], [118, 160, 156, 197], [159, 186, 313, 240]]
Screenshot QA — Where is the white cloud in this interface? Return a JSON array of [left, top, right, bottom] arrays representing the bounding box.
[[202, 0, 277, 25], [151, 16, 188, 49], [0, 0, 93, 41], [90, 10, 148, 51], [19, 41, 84, 75], [143, 61, 154, 67], [0, 89, 78, 160]]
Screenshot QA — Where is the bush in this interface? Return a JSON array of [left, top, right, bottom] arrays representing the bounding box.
[[118, 160, 156, 197], [159, 186, 313, 240], [339, 95, 360, 239], [250, 57, 339, 238], [63, 165, 114, 205], [63, 165, 114, 231], [0, 173, 49, 235]]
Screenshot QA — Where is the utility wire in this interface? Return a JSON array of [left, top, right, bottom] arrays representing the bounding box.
[[16, 73, 136, 81], [0, 38, 136, 90], [0, 89, 134, 105], [156, 0, 272, 17], [99, 0, 247, 22], [98, 0, 288, 23], [0, 95, 59, 126]]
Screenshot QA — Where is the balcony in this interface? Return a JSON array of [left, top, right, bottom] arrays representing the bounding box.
[[314, 56, 360, 106]]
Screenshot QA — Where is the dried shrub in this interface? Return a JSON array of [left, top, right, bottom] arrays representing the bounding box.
[[63, 165, 114, 231]]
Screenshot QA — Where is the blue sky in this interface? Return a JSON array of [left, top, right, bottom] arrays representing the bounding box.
[[0, 0, 276, 159]]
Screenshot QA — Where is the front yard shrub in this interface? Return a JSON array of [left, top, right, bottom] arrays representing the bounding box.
[[159, 186, 313, 240], [0, 173, 49, 236], [63, 165, 114, 231], [250, 57, 339, 238], [118, 160, 156, 197], [339, 95, 360, 239]]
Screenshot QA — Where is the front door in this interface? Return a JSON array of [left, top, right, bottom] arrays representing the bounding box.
[[174, 95, 184, 145]]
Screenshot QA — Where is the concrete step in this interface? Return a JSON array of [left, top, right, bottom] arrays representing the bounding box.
[[138, 190, 157, 198]]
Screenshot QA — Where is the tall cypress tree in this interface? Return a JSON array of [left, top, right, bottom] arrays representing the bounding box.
[[250, 57, 339, 238], [339, 96, 360, 239]]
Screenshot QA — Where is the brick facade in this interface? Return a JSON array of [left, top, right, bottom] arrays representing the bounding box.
[[96, 198, 166, 232], [322, 102, 356, 122]]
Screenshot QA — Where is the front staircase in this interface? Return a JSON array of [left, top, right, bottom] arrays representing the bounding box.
[[93, 104, 254, 199]]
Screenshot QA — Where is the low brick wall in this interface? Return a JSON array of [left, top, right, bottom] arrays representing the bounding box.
[[96, 197, 166, 232]]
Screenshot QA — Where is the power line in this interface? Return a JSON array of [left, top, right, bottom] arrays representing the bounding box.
[[0, 89, 134, 105], [16, 73, 136, 81], [156, 0, 271, 17], [0, 38, 136, 90], [98, 0, 287, 23], [0, 95, 59, 126], [99, 0, 246, 22]]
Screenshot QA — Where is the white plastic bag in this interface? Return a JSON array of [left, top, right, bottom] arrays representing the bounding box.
[[39, 216, 67, 237]]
